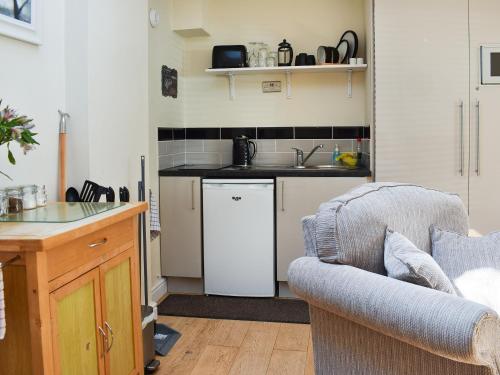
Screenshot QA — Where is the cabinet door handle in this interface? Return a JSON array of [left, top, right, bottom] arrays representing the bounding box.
[[88, 238, 108, 248], [98, 326, 108, 357], [281, 181, 285, 212], [459, 101, 465, 176], [475, 100, 480, 176], [104, 321, 114, 352], [191, 180, 195, 210]]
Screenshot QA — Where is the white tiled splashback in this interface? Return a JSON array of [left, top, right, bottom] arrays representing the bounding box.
[[158, 138, 370, 169]]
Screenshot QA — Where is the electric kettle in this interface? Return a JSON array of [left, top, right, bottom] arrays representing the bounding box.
[[232, 136, 257, 167]]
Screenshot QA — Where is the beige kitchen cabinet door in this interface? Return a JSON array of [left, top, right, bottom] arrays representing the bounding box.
[[276, 177, 366, 281], [468, 0, 500, 233], [374, 0, 470, 205], [160, 177, 202, 278]]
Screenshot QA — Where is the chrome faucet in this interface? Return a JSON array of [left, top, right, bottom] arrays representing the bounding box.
[[291, 144, 324, 168]]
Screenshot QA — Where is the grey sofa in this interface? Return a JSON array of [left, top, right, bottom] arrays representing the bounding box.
[[288, 183, 500, 375]]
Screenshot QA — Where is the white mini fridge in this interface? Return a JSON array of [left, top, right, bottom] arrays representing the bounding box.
[[202, 179, 275, 297]]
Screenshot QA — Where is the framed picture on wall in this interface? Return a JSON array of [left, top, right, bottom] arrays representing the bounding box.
[[162, 65, 178, 98], [0, 0, 42, 45]]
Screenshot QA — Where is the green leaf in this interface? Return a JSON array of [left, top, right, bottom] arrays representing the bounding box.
[[7, 149, 15, 165]]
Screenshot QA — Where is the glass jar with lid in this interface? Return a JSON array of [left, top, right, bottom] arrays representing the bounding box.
[[36, 185, 47, 207], [21, 185, 37, 210], [0, 189, 8, 216], [7, 187, 23, 213]]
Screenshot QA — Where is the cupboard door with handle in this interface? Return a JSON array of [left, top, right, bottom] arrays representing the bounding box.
[[160, 177, 202, 277], [50, 268, 105, 375], [468, 0, 500, 233], [100, 250, 142, 375], [276, 177, 365, 281], [374, 0, 470, 205]]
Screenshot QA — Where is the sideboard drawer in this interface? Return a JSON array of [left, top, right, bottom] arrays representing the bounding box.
[[46, 218, 135, 281]]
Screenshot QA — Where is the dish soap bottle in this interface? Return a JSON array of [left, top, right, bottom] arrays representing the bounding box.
[[332, 144, 341, 165], [356, 138, 362, 166]]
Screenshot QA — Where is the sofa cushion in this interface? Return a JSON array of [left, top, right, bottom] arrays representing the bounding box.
[[384, 229, 456, 294], [314, 183, 469, 274], [432, 227, 500, 313]]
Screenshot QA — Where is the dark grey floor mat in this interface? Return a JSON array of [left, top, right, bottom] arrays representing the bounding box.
[[157, 294, 310, 324], [154, 323, 181, 356]]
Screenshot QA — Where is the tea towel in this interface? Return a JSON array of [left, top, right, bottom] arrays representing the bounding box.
[[0, 267, 5, 340], [150, 189, 161, 240]]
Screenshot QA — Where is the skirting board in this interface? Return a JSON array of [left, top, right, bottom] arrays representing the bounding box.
[[278, 281, 299, 299], [152, 277, 168, 303], [167, 277, 204, 294]]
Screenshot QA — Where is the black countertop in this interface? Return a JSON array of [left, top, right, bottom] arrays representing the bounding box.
[[158, 164, 372, 178]]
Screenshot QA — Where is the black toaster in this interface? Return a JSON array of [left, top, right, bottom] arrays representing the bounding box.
[[211, 45, 248, 69]]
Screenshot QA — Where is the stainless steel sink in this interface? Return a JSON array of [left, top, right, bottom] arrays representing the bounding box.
[[291, 165, 358, 170]]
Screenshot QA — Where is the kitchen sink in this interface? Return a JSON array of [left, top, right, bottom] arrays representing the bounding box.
[[291, 165, 359, 170]]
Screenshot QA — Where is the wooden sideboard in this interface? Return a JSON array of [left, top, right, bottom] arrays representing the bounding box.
[[0, 202, 147, 375]]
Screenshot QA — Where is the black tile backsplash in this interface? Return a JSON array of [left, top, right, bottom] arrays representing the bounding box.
[[294, 127, 332, 139], [186, 128, 220, 140], [158, 127, 173, 141], [257, 127, 294, 139], [363, 127, 370, 139], [173, 128, 186, 140], [221, 127, 257, 139], [333, 126, 365, 139], [159, 126, 370, 141]]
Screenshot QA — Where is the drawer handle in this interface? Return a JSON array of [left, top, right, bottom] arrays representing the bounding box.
[[88, 238, 108, 248]]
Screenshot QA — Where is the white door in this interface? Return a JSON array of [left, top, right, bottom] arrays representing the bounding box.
[[374, 0, 470, 205], [203, 180, 275, 297], [469, 0, 500, 233]]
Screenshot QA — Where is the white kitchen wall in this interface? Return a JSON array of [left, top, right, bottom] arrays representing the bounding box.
[[149, 0, 185, 299], [183, 0, 367, 127], [65, 0, 149, 200], [0, 0, 66, 196]]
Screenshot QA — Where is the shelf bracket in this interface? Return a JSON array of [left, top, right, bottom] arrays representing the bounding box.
[[285, 71, 292, 99], [347, 69, 353, 98], [228, 73, 235, 100]]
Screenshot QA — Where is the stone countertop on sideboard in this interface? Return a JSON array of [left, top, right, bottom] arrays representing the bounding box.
[[159, 164, 372, 178]]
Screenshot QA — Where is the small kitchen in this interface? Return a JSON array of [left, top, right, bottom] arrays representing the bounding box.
[[150, 0, 373, 307]]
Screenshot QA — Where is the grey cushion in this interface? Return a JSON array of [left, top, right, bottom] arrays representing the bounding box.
[[314, 182, 469, 274], [302, 215, 318, 257], [384, 229, 456, 294], [432, 228, 500, 313]]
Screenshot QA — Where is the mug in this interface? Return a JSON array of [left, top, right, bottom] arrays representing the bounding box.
[[295, 53, 307, 66], [306, 55, 316, 65]]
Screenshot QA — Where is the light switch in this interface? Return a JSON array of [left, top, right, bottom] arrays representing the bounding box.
[[262, 81, 282, 93]]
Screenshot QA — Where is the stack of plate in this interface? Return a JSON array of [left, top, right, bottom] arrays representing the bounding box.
[[317, 30, 358, 65]]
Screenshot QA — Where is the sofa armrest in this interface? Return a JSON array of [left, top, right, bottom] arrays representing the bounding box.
[[288, 257, 500, 368]]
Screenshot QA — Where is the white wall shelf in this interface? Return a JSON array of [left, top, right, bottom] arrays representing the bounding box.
[[205, 64, 367, 100]]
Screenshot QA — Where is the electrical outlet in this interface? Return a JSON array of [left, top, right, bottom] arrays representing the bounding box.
[[262, 81, 282, 93]]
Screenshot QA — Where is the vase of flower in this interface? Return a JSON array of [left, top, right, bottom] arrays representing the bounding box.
[[0, 100, 39, 180]]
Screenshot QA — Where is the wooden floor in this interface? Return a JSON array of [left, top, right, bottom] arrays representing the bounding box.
[[156, 315, 314, 375]]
